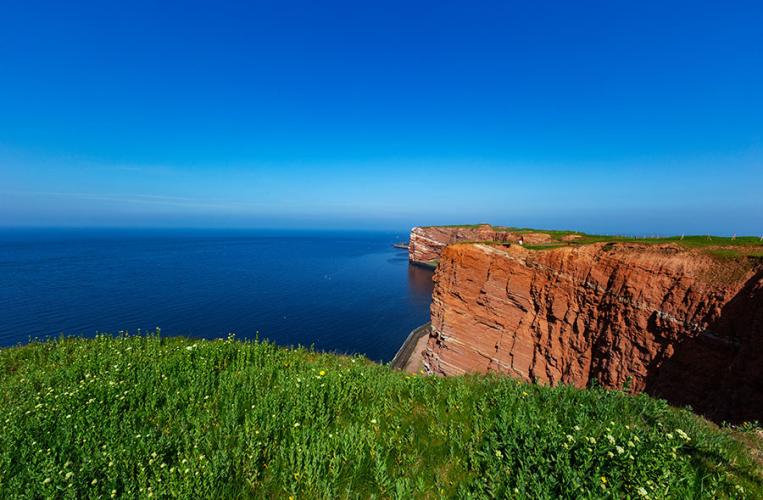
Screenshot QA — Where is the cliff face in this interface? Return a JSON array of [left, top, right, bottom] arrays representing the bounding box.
[[423, 242, 762, 422], [408, 225, 551, 263]]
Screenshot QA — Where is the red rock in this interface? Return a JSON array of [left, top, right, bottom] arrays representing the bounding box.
[[408, 225, 550, 263], [422, 241, 763, 422]]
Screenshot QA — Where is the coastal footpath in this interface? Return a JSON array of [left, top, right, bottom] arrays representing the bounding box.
[[409, 225, 763, 422]]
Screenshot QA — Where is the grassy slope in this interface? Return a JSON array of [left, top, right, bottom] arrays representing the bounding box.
[[1, 335, 761, 499], [521, 233, 763, 257]]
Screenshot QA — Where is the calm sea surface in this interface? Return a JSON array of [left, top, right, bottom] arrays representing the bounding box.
[[0, 229, 433, 362]]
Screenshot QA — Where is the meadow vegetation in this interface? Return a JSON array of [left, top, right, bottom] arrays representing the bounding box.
[[430, 224, 763, 258], [1, 333, 761, 498]]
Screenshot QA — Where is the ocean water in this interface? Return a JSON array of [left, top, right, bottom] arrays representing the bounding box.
[[0, 229, 433, 362]]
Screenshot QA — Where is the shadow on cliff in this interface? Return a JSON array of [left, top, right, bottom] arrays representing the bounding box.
[[645, 268, 763, 424]]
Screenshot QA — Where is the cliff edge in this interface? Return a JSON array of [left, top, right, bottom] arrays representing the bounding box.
[[408, 224, 552, 264], [416, 234, 762, 422]]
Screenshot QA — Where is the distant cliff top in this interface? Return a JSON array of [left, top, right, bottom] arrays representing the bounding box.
[[412, 224, 763, 259]]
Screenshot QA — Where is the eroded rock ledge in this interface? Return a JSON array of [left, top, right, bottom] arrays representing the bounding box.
[[420, 241, 762, 422], [408, 224, 553, 264]]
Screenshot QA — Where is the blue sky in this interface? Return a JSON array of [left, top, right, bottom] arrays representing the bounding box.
[[1, 1, 761, 234]]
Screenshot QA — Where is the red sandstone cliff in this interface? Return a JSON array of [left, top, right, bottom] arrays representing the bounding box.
[[422, 242, 763, 422], [408, 225, 551, 263]]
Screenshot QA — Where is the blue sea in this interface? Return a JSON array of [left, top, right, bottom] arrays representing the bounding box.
[[0, 229, 433, 362]]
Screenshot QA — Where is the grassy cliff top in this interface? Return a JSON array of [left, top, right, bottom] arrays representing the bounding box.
[[419, 224, 763, 257], [2, 334, 761, 498]]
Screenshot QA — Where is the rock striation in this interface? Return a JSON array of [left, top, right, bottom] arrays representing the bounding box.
[[422, 241, 762, 422], [408, 225, 550, 264]]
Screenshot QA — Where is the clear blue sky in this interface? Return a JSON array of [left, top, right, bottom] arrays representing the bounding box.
[[1, 1, 761, 234]]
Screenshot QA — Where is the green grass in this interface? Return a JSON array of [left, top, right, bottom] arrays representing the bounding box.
[[421, 224, 763, 257], [498, 227, 762, 249], [2, 334, 761, 498]]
